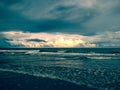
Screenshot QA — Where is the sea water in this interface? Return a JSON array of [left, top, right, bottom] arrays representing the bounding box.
[[0, 48, 120, 90]]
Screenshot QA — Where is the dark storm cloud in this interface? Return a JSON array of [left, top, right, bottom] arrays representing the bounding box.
[[0, 0, 22, 6], [0, 0, 32, 31], [36, 19, 77, 32], [26, 39, 46, 42], [0, 0, 120, 36], [39, 4, 97, 35]]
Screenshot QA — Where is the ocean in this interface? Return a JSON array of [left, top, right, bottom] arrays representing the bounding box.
[[0, 48, 120, 90]]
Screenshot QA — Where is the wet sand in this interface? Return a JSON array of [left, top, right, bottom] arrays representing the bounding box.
[[0, 71, 98, 90]]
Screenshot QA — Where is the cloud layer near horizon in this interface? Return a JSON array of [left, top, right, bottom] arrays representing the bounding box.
[[0, 0, 120, 47], [0, 31, 96, 48], [0, 31, 120, 48]]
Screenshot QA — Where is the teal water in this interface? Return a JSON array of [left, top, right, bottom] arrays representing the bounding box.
[[0, 48, 120, 90]]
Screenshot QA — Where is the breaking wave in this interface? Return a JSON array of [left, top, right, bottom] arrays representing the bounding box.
[[0, 49, 120, 60], [0, 48, 120, 90], [0, 66, 119, 90]]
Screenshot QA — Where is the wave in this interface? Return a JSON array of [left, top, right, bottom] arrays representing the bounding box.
[[87, 56, 120, 60], [1, 49, 120, 61], [0, 50, 40, 55], [87, 56, 112, 60], [25, 50, 40, 54], [0, 69, 98, 90], [0, 50, 27, 53], [0, 67, 119, 90], [0, 49, 120, 54]]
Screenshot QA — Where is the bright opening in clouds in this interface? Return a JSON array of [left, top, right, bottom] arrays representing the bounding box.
[[0, 0, 120, 48], [1, 31, 120, 48], [0, 31, 97, 48]]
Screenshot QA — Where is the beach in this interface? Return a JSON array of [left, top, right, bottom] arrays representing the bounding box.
[[0, 48, 120, 90], [0, 71, 97, 90]]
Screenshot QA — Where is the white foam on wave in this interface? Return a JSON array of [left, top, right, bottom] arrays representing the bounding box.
[[0, 68, 59, 80], [25, 50, 40, 54], [78, 53, 116, 56], [0, 68, 77, 87], [1, 50, 119, 61], [0, 68, 86, 88], [87, 56, 112, 60], [35, 51, 120, 60], [0, 65, 119, 90], [0, 50, 41, 55], [86, 53, 120, 60], [40, 52, 60, 55], [88, 56, 120, 60], [0, 50, 28, 53]]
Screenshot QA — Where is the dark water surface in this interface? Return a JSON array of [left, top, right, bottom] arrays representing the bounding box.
[[0, 48, 120, 90]]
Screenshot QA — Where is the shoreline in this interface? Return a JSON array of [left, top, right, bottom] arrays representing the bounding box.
[[0, 71, 98, 90]]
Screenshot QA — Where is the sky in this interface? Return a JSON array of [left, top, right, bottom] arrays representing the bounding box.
[[0, 0, 120, 48]]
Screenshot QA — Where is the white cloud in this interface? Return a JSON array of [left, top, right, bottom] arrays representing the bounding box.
[[1, 31, 120, 48], [1, 31, 96, 48]]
